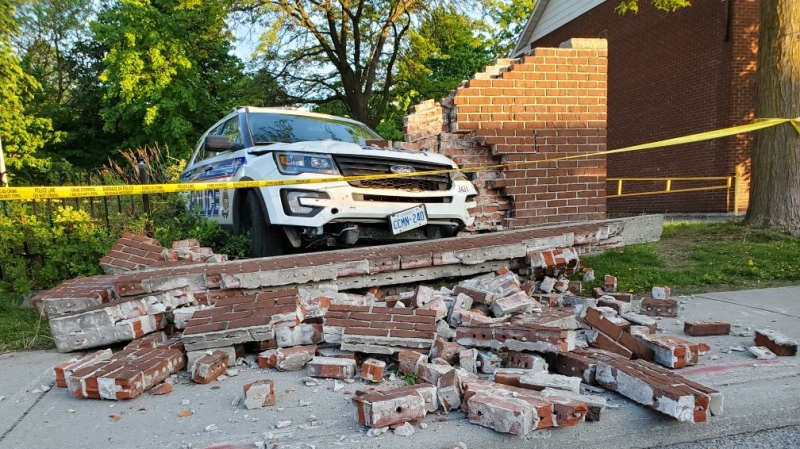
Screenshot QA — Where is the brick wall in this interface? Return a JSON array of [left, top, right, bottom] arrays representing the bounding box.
[[402, 39, 608, 231], [528, 0, 758, 214]]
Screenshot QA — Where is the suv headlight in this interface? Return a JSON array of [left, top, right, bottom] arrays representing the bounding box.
[[274, 152, 340, 175]]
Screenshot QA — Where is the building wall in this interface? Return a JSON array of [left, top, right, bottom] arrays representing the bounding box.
[[402, 39, 608, 231], [526, 0, 758, 213]]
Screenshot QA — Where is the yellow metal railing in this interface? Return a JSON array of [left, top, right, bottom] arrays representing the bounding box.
[[607, 169, 744, 215]]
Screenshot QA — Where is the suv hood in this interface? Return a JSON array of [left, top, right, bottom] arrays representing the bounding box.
[[248, 140, 457, 168]]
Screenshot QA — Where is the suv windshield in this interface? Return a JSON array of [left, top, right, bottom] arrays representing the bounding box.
[[247, 112, 381, 145]]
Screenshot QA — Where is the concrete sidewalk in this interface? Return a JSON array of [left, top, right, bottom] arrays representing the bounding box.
[[1, 286, 799, 449]]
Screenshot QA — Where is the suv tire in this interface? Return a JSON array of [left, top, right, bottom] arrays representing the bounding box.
[[242, 191, 286, 258]]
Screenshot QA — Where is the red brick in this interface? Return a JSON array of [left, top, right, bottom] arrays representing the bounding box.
[[684, 321, 731, 336], [360, 358, 386, 382], [640, 297, 679, 317], [192, 350, 228, 384]]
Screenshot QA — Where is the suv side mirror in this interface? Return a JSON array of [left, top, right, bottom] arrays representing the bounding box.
[[205, 135, 243, 152]]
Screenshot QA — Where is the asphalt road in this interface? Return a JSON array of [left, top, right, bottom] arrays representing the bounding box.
[[1, 286, 799, 449]]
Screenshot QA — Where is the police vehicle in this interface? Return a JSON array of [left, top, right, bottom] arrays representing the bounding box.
[[180, 107, 477, 257]]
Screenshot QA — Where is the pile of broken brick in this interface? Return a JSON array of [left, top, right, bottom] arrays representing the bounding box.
[[40, 237, 799, 439]]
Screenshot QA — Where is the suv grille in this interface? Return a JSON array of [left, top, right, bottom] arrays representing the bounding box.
[[334, 155, 452, 191]]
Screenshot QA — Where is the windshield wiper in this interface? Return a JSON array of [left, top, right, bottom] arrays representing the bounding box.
[[248, 142, 280, 155]]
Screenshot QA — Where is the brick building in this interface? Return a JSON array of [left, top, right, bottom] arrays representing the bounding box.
[[512, 0, 758, 214], [402, 39, 608, 232]]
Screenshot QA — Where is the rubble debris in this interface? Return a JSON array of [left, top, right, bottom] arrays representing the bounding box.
[[633, 334, 700, 369], [684, 321, 730, 336], [748, 346, 777, 360], [754, 329, 798, 356], [505, 351, 548, 371], [148, 383, 173, 396], [32, 274, 118, 318], [456, 324, 576, 353], [467, 394, 537, 436], [244, 379, 276, 409], [518, 372, 582, 393], [603, 275, 617, 293]]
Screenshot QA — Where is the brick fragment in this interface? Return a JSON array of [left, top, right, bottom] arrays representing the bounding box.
[[603, 275, 617, 292], [459, 348, 479, 374], [149, 382, 173, 395], [456, 324, 576, 353], [354, 389, 426, 428], [684, 320, 730, 336], [397, 350, 427, 375], [192, 350, 229, 384], [519, 372, 582, 393], [243, 379, 276, 409], [418, 297, 448, 321], [754, 329, 798, 356], [429, 337, 463, 364], [597, 296, 632, 314], [447, 293, 473, 327], [477, 350, 503, 374], [437, 369, 462, 412], [361, 358, 386, 381], [307, 356, 357, 379], [258, 345, 317, 371], [634, 334, 699, 369], [467, 394, 536, 436], [413, 285, 436, 307], [452, 285, 495, 305], [639, 297, 679, 317], [505, 351, 548, 371], [651, 286, 671, 299], [490, 291, 536, 317], [418, 362, 454, 386], [53, 349, 113, 388]]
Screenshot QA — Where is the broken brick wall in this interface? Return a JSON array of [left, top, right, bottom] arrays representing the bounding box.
[[402, 38, 608, 231]]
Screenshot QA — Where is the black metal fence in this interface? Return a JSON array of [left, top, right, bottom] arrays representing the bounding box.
[[0, 160, 159, 291]]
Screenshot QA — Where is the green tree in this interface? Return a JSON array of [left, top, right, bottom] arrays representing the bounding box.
[[93, 0, 250, 159], [239, 0, 427, 128], [0, 0, 55, 171], [620, 0, 800, 234], [485, 0, 538, 56], [397, 6, 493, 105], [14, 0, 102, 168]]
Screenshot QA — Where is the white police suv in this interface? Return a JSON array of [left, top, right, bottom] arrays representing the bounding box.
[[180, 107, 477, 257]]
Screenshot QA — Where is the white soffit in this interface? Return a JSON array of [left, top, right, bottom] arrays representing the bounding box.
[[512, 0, 607, 57]]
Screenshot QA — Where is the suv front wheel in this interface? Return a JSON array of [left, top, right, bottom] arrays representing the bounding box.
[[240, 191, 287, 258]]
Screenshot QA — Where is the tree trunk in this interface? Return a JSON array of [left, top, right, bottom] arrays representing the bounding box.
[[745, 0, 800, 234]]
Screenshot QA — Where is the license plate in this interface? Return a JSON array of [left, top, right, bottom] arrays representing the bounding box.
[[389, 205, 428, 235]]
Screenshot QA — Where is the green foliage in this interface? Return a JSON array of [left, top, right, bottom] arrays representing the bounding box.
[[0, 0, 56, 170], [92, 0, 250, 159], [397, 6, 494, 106], [579, 221, 800, 295], [615, 0, 692, 14], [0, 204, 114, 293], [484, 0, 538, 56]]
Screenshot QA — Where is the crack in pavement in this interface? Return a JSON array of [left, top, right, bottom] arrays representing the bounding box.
[[692, 294, 800, 319]]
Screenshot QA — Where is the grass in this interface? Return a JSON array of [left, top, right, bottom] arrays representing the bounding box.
[[580, 220, 800, 295], [0, 292, 54, 352]]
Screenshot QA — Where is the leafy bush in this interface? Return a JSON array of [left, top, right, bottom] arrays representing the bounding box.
[[0, 204, 115, 294]]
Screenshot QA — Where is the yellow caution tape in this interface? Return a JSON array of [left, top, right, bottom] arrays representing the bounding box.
[[1, 117, 798, 201]]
